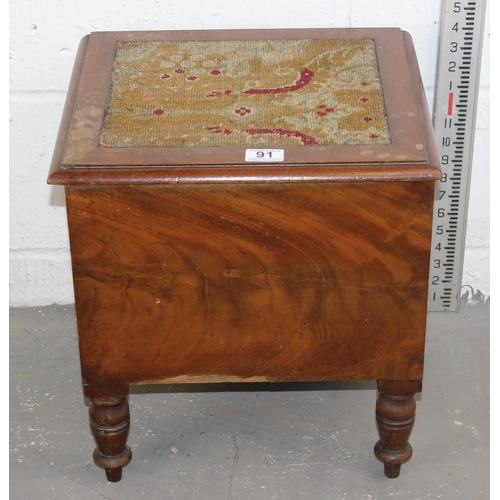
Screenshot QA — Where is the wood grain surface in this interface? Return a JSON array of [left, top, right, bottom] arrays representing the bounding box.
[[66, 181, 434, 387]]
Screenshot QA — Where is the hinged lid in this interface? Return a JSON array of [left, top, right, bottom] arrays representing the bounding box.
[[48, 28, 441, 185]]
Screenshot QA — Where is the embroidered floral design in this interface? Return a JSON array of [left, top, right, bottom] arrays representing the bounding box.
[[242, 68, 314, 95], [246, 128, 318, 146], [317, 104, 335, 116], [100, 39, 390, 148], [207, 127, 232, 135], [235, 107, 251, 116], [207, 89, 232, 98]]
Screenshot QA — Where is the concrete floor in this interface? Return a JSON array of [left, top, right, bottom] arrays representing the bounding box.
[[10, 304, 489, 499]]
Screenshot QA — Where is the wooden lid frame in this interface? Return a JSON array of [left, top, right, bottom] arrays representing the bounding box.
[[48, 28, 441, 185]]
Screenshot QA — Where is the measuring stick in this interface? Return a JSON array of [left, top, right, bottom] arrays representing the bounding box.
[[427, 0, 487, 311]]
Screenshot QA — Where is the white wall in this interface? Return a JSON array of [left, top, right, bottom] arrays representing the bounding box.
[[9, 0, 490, 307]]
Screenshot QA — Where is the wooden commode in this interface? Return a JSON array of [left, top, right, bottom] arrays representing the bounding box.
[[48, 28, 441, 482]]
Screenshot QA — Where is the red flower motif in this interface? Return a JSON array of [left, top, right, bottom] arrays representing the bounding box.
[[363, 117, 373, 122], [175, 68, 185, 74], [235, 107, 251, 116], [153, 109, 164, 116], [360, 97, 369, 103], [187, 75, 198, 81], [206, 127, 233, 135], [361, 81, 369, 86], [210, 69, 221, 75], [206, 89, 233, 98], [317, 104, 334, 116], [161, 73, 171, 79], [370, 134, 379, 139]]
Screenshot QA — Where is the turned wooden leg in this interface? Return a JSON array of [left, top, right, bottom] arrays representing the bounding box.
[[89, 396, 132, 482], [374, 392, 416, 478]]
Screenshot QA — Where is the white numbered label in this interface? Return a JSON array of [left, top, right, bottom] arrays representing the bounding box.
[[245, 149, 284, 162]]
